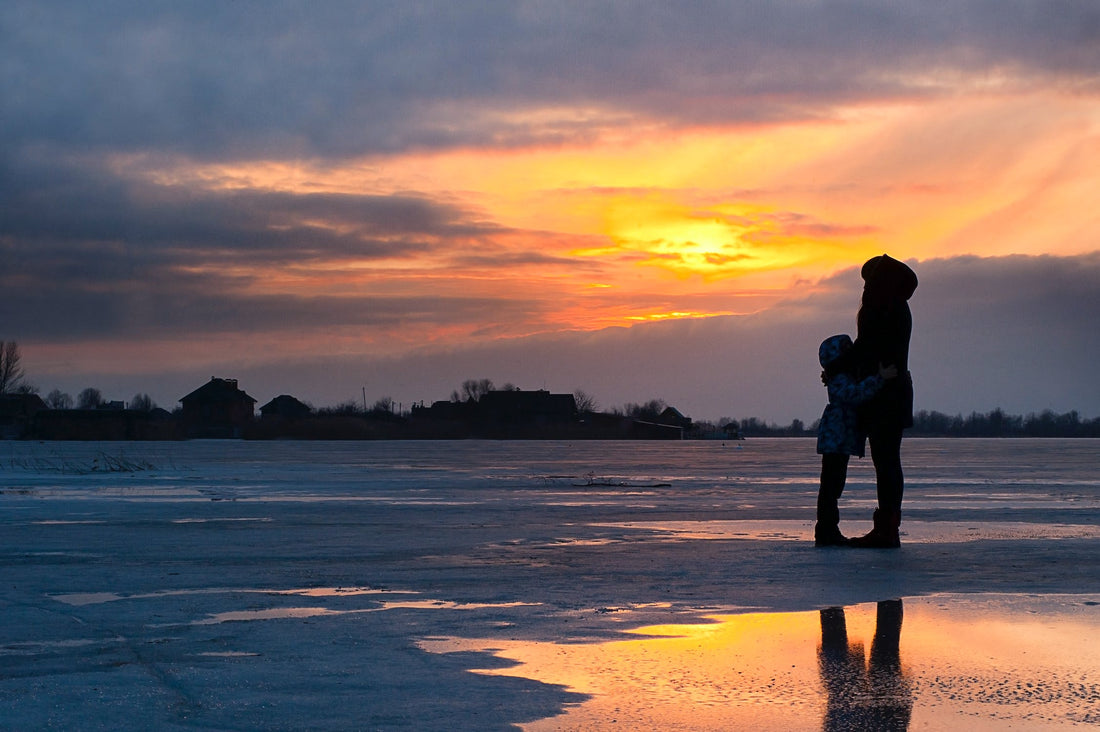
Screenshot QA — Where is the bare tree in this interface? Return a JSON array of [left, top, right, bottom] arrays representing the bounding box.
[[318, 400, 362, 416], [0, 341, 25, 394], [573, 389, 598, 414], [623, 399, 667, 421], [129, 393, 156, 411], [77, 387, 104, 410], [371, 396, 395, 414], [46, 389, 74, 409], [452, 378, 495, 402]]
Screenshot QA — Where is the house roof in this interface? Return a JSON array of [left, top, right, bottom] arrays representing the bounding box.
[[259, 394, 312, 415], [260, 394, 306, 409], [658, 406, 692, 427], [0, 392, 48, 418], [180, 377, 257, 405]]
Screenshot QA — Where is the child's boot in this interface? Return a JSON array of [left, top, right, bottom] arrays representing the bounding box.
[[814, 495, 847, 546], [814, 523, 848, 547]]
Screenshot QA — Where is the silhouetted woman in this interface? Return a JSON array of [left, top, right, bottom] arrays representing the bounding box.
[[848, 254, 917, 548]]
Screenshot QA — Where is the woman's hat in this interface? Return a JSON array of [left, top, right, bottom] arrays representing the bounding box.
[[861, 254, 918, 300]]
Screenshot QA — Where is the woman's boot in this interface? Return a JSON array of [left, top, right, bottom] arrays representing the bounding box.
[[848, 509, 901, 548]]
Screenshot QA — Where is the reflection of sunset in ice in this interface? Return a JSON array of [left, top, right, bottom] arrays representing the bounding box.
[[594, 520, 1100, 543], [422, 608, 842, 730], [420, 596, 1100, 731]]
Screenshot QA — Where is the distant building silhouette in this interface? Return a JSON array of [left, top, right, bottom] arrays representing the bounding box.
[[260, 394, 313, 420], [411, 399, 476, 421], [0, 393, 47, 439], [477, 389, 577, 431], [179, 377, 256, 438], [406, 389, 685, 439], [408, 389, 579, 438], [722, 422, 744, 440], [33, 406, 176, 440], [658, 406, 692, 430]]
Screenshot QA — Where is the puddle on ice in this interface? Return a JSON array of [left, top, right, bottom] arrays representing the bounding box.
[[420, 594, 1100, 731], [595, 520, 1100, 543], [32, 520, 107, 525], [186, 600, 538, 625], [169, 517, 272, 524], [0, 637, 126, 656], [51, 586, 410, 606], [193, 607, 344, 624], [50, 586, 539, 628], [371, 600, 538, 612], [277, 586, 404, 598]]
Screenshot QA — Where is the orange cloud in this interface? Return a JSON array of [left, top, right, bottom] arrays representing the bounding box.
[[104, 91, 1096, 349]]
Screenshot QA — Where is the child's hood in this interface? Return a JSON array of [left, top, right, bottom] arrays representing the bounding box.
[[819, 334, 853, 368]]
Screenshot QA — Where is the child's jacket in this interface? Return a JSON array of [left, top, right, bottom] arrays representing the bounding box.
[[817, 372, 884, 457]]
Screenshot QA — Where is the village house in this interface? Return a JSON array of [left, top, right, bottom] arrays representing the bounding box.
[[0, 393, 48, 439], [179, 377, 257, 438], [477, 389, 578, 430], [259, 394, 313, 420], [657, 406, 693, 431]]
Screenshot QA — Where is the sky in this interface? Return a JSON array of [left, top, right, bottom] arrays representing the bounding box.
[[2, 1, 1099, 422]]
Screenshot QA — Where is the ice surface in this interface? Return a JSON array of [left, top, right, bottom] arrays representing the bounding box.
[[2, 438, 1099, 729]]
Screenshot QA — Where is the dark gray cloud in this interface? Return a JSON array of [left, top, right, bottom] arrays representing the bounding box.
[[0, 285, 545, 341], [1, 149, 487, 253], [899, 253, 1100, 416], [0, 150, 570, 340], [3, 1, 1097, 158]]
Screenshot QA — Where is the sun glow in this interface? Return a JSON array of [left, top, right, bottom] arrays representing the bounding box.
[[101, 92, 1099, 347], [625, 310, 735, 322]]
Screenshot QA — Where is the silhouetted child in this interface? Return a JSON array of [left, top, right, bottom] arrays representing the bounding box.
[[815, 334, 897, 546]]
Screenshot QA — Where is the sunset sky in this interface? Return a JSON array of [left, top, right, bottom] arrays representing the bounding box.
[[3, 1, 1099, 421]]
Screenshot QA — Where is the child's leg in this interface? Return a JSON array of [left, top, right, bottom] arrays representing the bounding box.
[[816, 453, 850, 543]]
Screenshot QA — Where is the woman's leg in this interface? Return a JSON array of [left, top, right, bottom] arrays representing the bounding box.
[[869, 427, 904, 513], [850, 428, 904, 548]]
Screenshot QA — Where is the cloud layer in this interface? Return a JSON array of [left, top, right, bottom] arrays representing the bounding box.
[[5, 2, 1099, 157], [3, 3, 1098, 419]]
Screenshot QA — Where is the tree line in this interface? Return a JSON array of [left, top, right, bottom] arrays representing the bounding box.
[[4, 343, 1099, 437], [908, 408, 1100, 437], [703, 409, 1100, 438]]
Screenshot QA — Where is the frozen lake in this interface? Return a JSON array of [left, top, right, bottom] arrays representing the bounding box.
[[3, 439, 1099, 729]]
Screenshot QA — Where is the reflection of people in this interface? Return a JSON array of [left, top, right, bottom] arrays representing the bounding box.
[[848, 255, 918, 549], [818, 600, 912, 731], [814, 334, 897, 547]]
